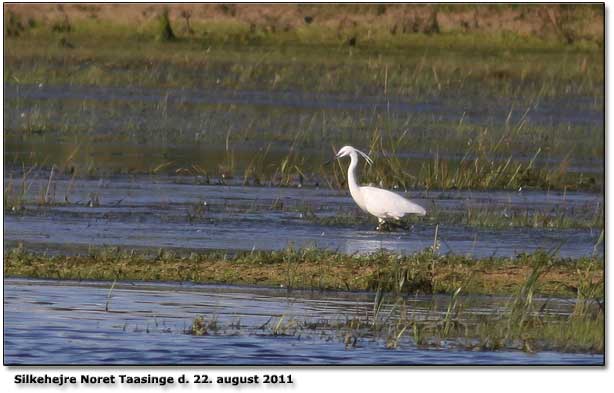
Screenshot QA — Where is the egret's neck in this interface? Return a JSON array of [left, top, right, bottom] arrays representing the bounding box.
[[347, 152, 366, 211]]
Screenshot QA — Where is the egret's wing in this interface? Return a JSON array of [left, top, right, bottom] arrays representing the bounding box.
[[360, 186, 426, 219]]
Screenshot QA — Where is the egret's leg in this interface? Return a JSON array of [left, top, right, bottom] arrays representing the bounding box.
[[376, 218, 387, 232]]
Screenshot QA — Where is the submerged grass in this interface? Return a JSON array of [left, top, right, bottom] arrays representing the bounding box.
[[3, 165, 602, 231], [184, 305, 603, 354], [4, 246, 603, 298], [298, 202, 604, 229], [292, 198, 604, 230], [4, 96, 603, 191], [179, 256, 603, 354]]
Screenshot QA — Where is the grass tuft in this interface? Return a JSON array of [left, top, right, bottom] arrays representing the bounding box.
[[156, 9, 176, 42]]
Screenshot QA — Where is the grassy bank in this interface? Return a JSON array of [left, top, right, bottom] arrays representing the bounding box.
[[5, 3, 604, 42], [4, 246, 603, 298], [4, 4, 603, 98]]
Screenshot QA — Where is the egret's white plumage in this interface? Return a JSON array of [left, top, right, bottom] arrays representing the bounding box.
[[335, 146, 426, 229]]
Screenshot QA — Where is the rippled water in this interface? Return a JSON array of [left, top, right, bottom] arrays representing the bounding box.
[[3, 279, 603, 365], [3, 174, 603, 258]]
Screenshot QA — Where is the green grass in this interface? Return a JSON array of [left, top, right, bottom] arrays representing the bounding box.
[[4, 12, 603, 99], [3, 104, 603, 192], [332, 127, 602, 192], [180, 259, 604, 353], [185, 299, 603, 354], [4, 246, 604, 298], [7, 242, 601, 353], [185, 246, 602, 353]]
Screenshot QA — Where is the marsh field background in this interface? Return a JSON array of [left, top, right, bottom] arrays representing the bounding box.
[[3, 4, 605, 365]]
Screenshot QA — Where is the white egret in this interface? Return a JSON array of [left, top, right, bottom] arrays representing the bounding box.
[[334, 146, 426, 230]]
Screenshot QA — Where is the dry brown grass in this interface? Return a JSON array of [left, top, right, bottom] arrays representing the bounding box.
[[4, 3, 604, 42]]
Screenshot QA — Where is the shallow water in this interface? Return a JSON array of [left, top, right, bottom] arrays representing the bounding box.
[[4, 82, 604, 260], [3, 83, 604, 180], [3, 278, 603, 365], [4, 174, 603, 258], [4, 83, 603, 125]]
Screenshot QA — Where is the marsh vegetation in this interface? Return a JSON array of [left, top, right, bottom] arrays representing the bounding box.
[[5, 245, 603, 299], [3, 4, 604, 362], [4, 4, 604, 192]]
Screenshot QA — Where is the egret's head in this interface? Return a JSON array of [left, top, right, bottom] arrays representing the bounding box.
[[335, 146, 373, 165]]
